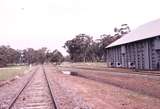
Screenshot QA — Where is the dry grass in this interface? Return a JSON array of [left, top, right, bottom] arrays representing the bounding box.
[[61, 62, 107, 69], [0, 66, 28, 80]]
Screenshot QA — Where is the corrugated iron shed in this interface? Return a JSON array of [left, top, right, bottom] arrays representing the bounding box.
[[106, 19, 160, 48]]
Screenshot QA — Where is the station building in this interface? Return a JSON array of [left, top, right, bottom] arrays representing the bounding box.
[[106, 19, 160, 70]]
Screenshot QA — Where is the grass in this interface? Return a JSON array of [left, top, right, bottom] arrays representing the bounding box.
[[0, 65, 28, 81], [61, 62, 107, 69]]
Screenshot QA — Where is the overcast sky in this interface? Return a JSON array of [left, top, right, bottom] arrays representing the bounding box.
[[0, 0, 160, 55]]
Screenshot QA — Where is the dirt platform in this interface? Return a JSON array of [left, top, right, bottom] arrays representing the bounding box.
[[49, 65, 160, 109]]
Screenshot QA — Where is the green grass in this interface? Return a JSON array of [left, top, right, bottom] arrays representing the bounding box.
[[0, 66, 28, 80]]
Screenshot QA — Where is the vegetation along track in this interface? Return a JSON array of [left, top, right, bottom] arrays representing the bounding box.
[[7, 66, 57, 109]]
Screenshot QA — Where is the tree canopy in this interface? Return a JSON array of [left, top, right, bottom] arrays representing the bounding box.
[[64, 24, 130, 62], [0, 46, 64, 67], [0, 24, 130, 66]]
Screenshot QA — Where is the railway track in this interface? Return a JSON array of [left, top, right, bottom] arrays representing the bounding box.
[[6, 66, 58, 109]]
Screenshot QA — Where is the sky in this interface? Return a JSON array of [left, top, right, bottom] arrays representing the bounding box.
[[0, 0, 160, 55]]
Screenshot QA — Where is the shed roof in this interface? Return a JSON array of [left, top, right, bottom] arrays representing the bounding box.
[[106, 19, 160, 48]]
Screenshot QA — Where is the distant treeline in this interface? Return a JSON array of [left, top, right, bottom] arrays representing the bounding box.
[[0, 24, 130, 66], [64, 24, 130, 62], [0, 46, 64, 67]]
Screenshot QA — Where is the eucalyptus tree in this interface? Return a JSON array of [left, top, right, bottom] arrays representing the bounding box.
[[64, 24, 131, 62], [64, 34, 93, 62], [22, 48, 37, 64], [46, 49, 64, 64], [0, 45, 20, 67], [114, 24, 130, 39], [35, 47, 47, 64]]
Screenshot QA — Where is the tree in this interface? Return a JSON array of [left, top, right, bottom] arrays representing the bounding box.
[[64, 55, 71, 62], [0, 45, 64, 66], [47, 49, 64, 64], [94, 34, 118, 61], [0, 46, 9, 67], [64, 34, 93, 62], [64, 34, 118, 62], [22, 47, 49, 64], [114, 24, 130, 39], [23, 48, 36, 64], [36, 47, 47, 64], [64, 24, 131, 62], [0, 45, 21, 67]]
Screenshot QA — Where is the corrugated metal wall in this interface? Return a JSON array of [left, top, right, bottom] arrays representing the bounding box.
[[106, 36, 160, 70]]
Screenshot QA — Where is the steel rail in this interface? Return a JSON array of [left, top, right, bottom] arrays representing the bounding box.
[[7, 67, 39, 109], [42, 65, 58, 109]]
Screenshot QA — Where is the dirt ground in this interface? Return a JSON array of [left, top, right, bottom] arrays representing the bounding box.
[[59, 65, 160, 98], [60, 62, 160, 75], [48, 65, 160, 109], [0, 64, 160, 109], [45, 66, 90, 109]]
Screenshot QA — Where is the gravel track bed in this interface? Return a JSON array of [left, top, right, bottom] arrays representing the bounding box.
[[45, 66, 91, 109], [0, 67, 36, 109], [11, 67, 54, 109]]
